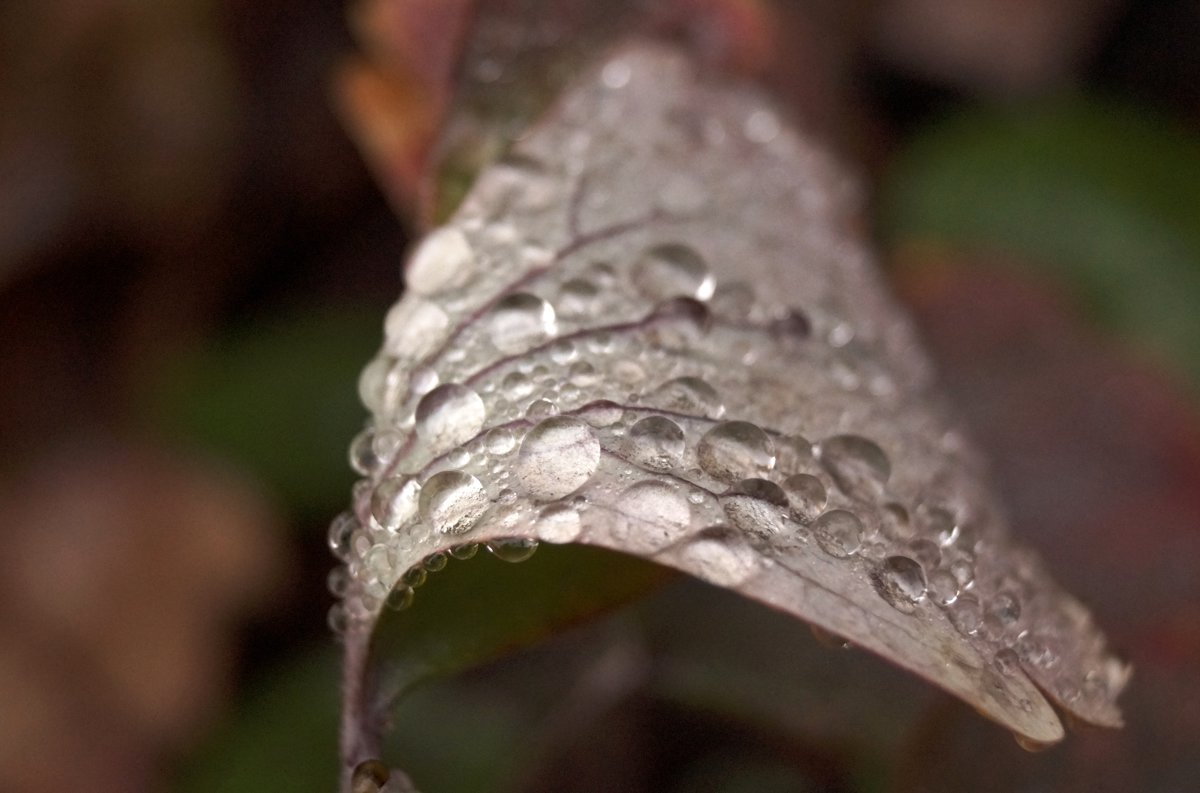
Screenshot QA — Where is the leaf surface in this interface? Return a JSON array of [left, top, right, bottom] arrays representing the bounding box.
[[333, 42, 1128, 788]]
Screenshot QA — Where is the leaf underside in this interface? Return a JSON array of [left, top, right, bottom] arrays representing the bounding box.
[[332, 41, 1128, 785]]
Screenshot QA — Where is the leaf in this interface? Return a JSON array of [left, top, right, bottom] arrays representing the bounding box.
[[332, 42, 1128, 788]]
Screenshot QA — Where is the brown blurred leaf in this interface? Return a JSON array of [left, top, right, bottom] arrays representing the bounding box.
[[332, 41, 1128, 789]]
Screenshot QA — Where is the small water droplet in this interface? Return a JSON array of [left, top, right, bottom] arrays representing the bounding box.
[[781, 474, 826, 521], [385, 585, 415, 611], [698, 421, 775, 482], [487, 537, 539, 562], [327, 603, 349, 635], [948, 593, 983, 635], [501, 371, 534, 398], [558, 278, 600, 318], [627, 415, 686, 469], [926, 568, 961, 606], [813, 509, 863, 558], [632, 243, 716, 301], [423, 552, 448, 571], [950, 557, 975, 588], [327, 511, 358, 560], [879, 502, 914, 541], [907, 538, 942, 569], [489, 292, 557, 353], [410, 365, 439, 395], [525, 398, 559, 420], [915, 503, 960, 546], [679, 525, 759, 586], [406, 227, 475, 295], [420, 470, 488, 535], [649, 376, 725, 418], [384, 297, 450, 359], [516, 416, 601, 499], [484, 426, 518, 455], [402, 566, 427, 588], [348, 428, 380, 475], [370, 476, 421, 532], [327, 565, 350, 597], [872, 555, 927, 613], [721, 479, 789, 536], [535, 503, 583, 543], [415, 384, 486, 450], [450, 543, 479, 560], [817, 434, 890, 500], [614, 479, 693, 552], [986, 590, 1022, 632]]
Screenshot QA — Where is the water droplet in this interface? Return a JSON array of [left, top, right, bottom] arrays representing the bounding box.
[[384, 297, 450, 359], [449, 543, 479, 560], [327, 603, 349, 635], [879, 502, 914, 541], [568, 361, 600, 387], [348, 428, 380, 475], [813, 509, 863, 558], [549, 339, 577, 365], [926, 568, 961, 606], [769, 308, 811, 339], [501, 371, 534, 398], [948, 593, 983, 635], [558, 278, 600, 318], [679, 525, 759, 586], [487, 537, 539, 563], [627, 415, 686, 469], [423, 552, 448, 572], [327, 512, 358, 560], [484, 426, 518, 455], [578, 400, 624, 427], [743, 108, 780, 143], [402, 566, 427, 588], [649, 376, 725, 418], [950, 557, 975, 588], [774, 435, 815, 472], [406, 227, 475, 295], [986, 590, 1022, 631], [613, 479, 693, 552], [781, 474, 826, 521], [516, 416, 600, 499], [535, 503, 583, 543], [420, 471, 488, 535], [915, 503, 960, 546], [489, 292, 557, 353], [327, 565, 350, 597], [632, 243, 716, 301], [907, 538, 942, 569], [525, 398, 559, 420], [872, 555, 927, 613], [385, 585, 415, 612], [415, 384, 486, 450], [726, 478, 787, 505], [817, 434, 890, 500], [358, 356, 391, 413], [697, 421, 775, 482], [370, 476, 421, 532], [410, 365, 439, 395], [721, 479, 789, 536]]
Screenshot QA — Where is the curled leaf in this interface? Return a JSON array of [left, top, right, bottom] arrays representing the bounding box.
[[333, 41, 1127, 787]]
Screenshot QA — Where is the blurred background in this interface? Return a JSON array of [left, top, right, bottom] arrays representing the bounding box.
[[1, 1, 1197, 791]]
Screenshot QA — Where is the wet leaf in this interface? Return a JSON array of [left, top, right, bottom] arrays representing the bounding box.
[[333, 42, 1127, 787]]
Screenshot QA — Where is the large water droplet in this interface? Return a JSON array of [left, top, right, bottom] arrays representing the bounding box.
[[420, 470, 488, 535], [406, 227, 474, 295], [489, 292, 557, 353], [487, 537, 539, 563], [781, 474, 826, 521], [415, 383, 486, 450], [721, 479, 788, 536], [627, 415, 686, 469], [817, 434, 890, 500], [535, 503, 583, 543], [384, 296, 450, 359], [697, 421, 775, 482], [613, 480, 693, 552], [632, 243, 716, 301], [516, 416, 600, 499], [872, 555, 927, 613], [813, 509, 863, 558], [679, 525, 759, 586], [649, 376, 725, 418], [370, 476, 421, 532]]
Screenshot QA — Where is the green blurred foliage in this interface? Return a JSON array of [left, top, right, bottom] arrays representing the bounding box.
[[149, 309, 380, 519], [881, 97, 1200, 386]]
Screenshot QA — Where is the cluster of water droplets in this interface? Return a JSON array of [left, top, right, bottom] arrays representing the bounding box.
[[329, 44, 1126, 728]]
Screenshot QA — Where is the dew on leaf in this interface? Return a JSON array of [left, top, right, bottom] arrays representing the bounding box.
[[419, 470, 488, 535], [535, 503, 583, 543], [813, 509, 864, 558], [817, 434, 891, 500], [872, 555, 928, 613], [405, 226, 475, 295], [632, 243, 716, 301], [383, 296, 450, 359], [698, 420, 775, 482], [487, 537, 540, 563], [415, 383, 487, 450], [484, 426, 518, 455], [626, 415, 686, 469], [489, 292, 557, 353], [648, 375, 725, 418], [781, 473, 826, 521], [516, 416, 600, 499], [614, 479, 693, 552], [926, 568, 961, 606], [370, 476, 421, 532], [679, 525, 760, 586]]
